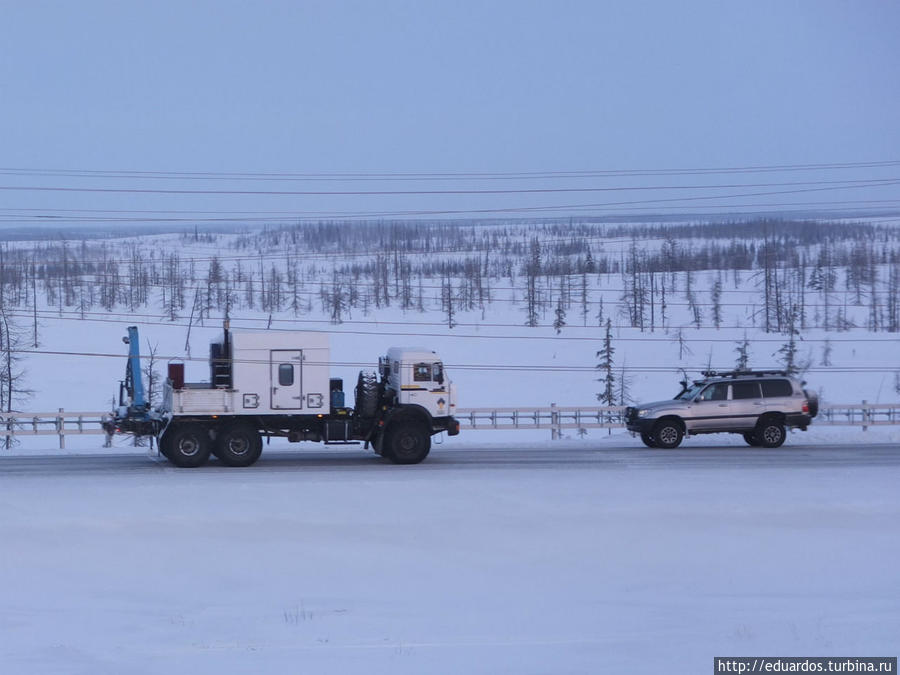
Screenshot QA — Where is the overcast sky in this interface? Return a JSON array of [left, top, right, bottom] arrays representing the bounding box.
[[1, 1, 899, 222]]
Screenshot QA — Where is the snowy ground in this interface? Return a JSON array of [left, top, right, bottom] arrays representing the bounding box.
[[1, 443, 898, 674]]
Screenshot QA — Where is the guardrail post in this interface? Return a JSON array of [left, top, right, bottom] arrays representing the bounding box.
[[550, 402, 560, 440], [862, 399, 868, 432], [57, 408, 65, 449]]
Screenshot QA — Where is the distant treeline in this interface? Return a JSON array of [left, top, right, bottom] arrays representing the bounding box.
[[0, 217, 898, 333]]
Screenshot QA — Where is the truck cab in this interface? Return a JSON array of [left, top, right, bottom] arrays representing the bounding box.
[[381, 347, 457, 421]]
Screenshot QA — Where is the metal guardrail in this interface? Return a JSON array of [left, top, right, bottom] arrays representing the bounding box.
[[455, 405, 627, 440], [0, 410, 112, 449], [455, 402, 900, 438], [0, 402, 896, 448]]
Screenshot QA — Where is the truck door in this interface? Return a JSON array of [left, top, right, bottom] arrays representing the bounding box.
[[271, 350, 303, 410]]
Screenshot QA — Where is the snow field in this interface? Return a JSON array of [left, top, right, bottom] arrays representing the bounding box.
[[1, 445, 898, 674]]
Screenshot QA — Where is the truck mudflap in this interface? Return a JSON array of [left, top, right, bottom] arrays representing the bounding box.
[[445, 416, 460, 436]]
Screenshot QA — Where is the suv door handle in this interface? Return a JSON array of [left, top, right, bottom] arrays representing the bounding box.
[[717, 403, 728, 407]]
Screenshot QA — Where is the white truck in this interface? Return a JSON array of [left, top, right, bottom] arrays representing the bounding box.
[[107, 324, 459, 467]]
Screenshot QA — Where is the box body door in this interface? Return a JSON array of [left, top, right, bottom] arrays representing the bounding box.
[[271, 350, 303, 410]]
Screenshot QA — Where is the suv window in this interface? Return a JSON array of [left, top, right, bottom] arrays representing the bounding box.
[[732, 381, 761, 399], [698, 382, 729, 401], [761, 379, 793, 397]]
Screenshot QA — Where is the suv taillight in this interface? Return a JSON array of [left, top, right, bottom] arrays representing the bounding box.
[[802, 401, 809, 413]]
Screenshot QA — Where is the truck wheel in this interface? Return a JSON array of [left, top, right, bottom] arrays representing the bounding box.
[[756, 418, 786, 448], [162, 424, 211, 468], [743, 432, 761, 447], [652, 419, 683, 449], [385, 423, 431, 464], [215, 423, 262, 467], [639, 432, 657, 448]]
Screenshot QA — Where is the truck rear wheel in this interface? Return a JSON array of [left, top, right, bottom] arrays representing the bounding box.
[[215, 423, 262, 467], [162, 423, 211, 468], [385, 423, 431, 464]]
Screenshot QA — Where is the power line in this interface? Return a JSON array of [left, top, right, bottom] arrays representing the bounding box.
[[4, 196, 900, 219], [1, 176, 897, 197], [12, 309, 900, 343], [0, 158, 898, 181], [4, 200, 900, 226], [13, 344, 897, 375]]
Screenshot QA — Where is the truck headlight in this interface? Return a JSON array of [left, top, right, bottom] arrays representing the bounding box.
[[637, 409, 651, 418]]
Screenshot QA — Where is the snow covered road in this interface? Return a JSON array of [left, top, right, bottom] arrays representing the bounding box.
[[2, 444, 898, 674], [2, 442, 900, 474]]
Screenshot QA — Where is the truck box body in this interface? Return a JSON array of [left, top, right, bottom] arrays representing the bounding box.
[[166, 330, 330, 416]]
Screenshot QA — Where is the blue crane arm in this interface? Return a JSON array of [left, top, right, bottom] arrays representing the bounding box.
[[108, 325, 164, 437], [125, 325, 146, 409]]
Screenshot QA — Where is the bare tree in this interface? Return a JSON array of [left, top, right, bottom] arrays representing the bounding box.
[[524, 238, 541, 328], [441, 276, 456, 329], [820, 338, 833, 367], [734, 333, 751, 370], [553, 278, 566, 334], [710, 278, 723, 329], [0, 307, 32, 447], [143, 340, 162, 407], [596, 318, 615, 406], [671, 328, 693, 361]]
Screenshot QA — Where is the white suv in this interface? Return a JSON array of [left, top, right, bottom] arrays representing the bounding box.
[[625, 370, 818, 449]]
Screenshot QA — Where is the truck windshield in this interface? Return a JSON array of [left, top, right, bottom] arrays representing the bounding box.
[[676, 383, 705, 400]]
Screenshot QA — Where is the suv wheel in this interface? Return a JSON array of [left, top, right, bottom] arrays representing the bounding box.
[[756, 419, 786, 448], [652, 420, 683, 449], [640, 432, 657, 448], [743, 432, 761, 447]]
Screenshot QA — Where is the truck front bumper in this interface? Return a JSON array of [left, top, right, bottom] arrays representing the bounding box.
[[436, 416, 460, 436]]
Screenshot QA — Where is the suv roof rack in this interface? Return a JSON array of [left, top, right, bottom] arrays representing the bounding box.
[[700, 369, 790, 379]]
